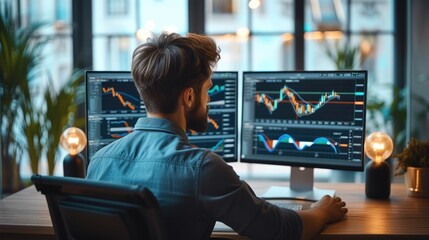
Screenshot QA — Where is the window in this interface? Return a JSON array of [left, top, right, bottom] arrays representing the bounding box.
[[107, 0, 128, 15], [92, 0, 188, 70], [206, 0, 295, 71], [1, 0, 74, 195], [205, 0, 395, 182], [1, 0, 400, 198]]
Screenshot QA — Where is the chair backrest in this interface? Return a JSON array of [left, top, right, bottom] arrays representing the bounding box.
[[31, 174, 167, 240]]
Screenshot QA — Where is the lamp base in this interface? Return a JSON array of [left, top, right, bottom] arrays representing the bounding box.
[[365, 160, 391, 199], [63, 153, 86, 178]]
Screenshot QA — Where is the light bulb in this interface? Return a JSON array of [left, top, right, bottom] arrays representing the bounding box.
[[364, 131, 393, 163], [248, 0, 260, 9], [236, 27, 250, 39], [136, 28, 152, 42], [60, 127, 87, 155]]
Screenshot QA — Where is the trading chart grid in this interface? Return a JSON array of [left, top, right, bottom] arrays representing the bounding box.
[[241, 71, 367, 170], [86, 71, 238, 162]]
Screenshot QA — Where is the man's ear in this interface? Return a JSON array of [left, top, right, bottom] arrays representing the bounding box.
[[182, 87, 194, 109]]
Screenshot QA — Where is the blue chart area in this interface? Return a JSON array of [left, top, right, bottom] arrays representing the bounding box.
[[254, 127, 352, 160], [209, 84, 226, 107], [258, 133, 339, 153], [210, 139, 225, 152], [208, 78, 236, 110], [209, 84, 226, 98]]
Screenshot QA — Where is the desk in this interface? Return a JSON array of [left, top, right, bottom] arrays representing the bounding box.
[[1, 182, 429, 240], [0, 185, 53, 240], [213, 181, 429, 240]]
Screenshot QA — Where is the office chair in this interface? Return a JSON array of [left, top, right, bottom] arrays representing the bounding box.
[[31, 174, 167, 240]]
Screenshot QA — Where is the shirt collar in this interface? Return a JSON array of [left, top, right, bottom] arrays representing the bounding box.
[[133, 117, 189, 141]]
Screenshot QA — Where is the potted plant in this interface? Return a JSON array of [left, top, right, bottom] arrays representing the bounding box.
[[1, 7, 46, 194], [1, 5, 84, 196], [395, 138, 429, 198], [324, 40, 366, 70]]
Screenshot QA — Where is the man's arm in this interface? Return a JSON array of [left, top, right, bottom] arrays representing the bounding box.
[[297, 195, 348, 240], [200, 153, 303, 240]]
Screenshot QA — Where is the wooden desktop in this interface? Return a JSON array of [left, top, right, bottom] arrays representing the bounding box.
[[1, 181, 429, 240]]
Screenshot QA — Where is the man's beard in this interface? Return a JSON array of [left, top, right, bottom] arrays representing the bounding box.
[[186, 99, 209, 133]]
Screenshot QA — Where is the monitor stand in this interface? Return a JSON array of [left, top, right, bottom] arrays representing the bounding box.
[[261, 167, 335, 202]]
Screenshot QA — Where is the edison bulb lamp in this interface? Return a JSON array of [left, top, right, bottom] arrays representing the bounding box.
[[364, 131, 394, 199], [60, 127, 87, 178]]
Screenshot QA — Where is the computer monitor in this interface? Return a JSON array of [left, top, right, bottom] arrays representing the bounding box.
[[187, 71, 239, 161], [241, 71, 367, 201], [85, 71, 239, 162]]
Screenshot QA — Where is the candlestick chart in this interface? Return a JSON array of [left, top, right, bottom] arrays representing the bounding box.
[[254, 80, 359, 122], [241, 71, 367, 171], [255, 86, 340, 116]]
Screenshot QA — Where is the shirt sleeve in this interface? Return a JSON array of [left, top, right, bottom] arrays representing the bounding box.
[[199, 153, 303, 240]]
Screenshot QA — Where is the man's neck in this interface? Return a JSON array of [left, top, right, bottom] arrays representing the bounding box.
[[147, 111, 186, 132]]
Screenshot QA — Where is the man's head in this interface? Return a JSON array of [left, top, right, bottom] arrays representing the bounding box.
[[131, 32, 220, 124]]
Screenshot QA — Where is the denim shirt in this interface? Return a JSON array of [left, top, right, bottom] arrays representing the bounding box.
[[86, 117, 303, 240]]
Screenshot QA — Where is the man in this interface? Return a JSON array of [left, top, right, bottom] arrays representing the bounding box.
[[86, 32, 348, 240]]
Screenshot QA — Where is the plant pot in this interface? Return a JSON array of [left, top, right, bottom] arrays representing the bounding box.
[[405, 166, 429, 198]]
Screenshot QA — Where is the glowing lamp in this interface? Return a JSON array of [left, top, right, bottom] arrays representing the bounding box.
[[364, 131, 394, 199], [60, 127, 87, 178]]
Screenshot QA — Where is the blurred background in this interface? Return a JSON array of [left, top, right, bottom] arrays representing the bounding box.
[[1, 0, 428, 197]]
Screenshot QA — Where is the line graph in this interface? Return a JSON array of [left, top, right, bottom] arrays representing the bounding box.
[[109, 120, 134, 139], [189, 116, 220, 135], [257, 133, 339, 153], [101, 81, 142, 113], [99, 117, 140, 140], [188, 111, 235, 137], [208, 84, 226, 107], [207, 77, 237, 110], [253, 80, 358, 122], [188, 137, 235, 159], [208, 84, 225, 97], [255, 85, 340, 117], [211, 139, 224, 152], [102, 87, 139, 110], [208, 116, 219, 130]]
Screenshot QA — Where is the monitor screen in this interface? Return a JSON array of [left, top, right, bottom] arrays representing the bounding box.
[[240, 71, 367, 199], [187, 71, 239, 161], [85, 71, 238, 162]]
